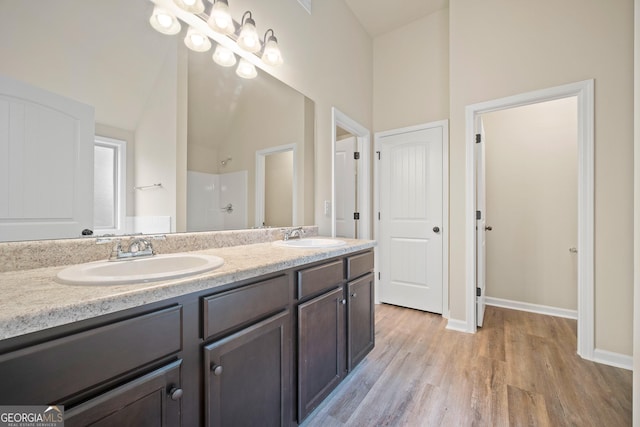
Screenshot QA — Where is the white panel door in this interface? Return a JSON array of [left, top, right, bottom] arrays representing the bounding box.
[[0, 75, 94, 241], [476, 118, 487, 327], [378, 127, 444, 313], [335, 136, 357, 238]]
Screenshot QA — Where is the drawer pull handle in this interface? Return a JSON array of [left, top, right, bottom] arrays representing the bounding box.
[[341, 299, 346, 305], [169, 387, 183, 401], [351, 293, 357, 298], [212, 365, 224, 376]]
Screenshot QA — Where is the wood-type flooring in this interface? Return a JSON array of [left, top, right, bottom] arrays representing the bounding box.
[[301, 304, 632, 426]]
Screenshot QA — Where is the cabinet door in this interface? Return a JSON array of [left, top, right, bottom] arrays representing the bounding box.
[[64, 360, 182, 427], [297, 286, 346, 421], [348, 273, 375, 371], [204, 311, 291, 427]]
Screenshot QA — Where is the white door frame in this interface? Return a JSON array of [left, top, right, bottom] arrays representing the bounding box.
[[331, 107, 371, 239], [255, 144, 297, 227], [464, 80, 595, 360], [374, 120, 450, 317]]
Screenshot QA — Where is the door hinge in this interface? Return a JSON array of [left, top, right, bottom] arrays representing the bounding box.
[[476, 210, 482, 220], [376, 151, 381, 160], [378, 272, 381, 280], [476, 134, 482, 143], [378, 212, 381, 220], [353, 212, 360, 220], [354, 151, 360, 160], [476, 287, 481, 297]]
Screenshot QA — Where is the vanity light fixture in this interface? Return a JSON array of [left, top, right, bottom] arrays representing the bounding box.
[[173, 0, 205, 14], [207, 0, 234, 35], [235, 58, 257, 79], [261, 29, 283, 66], [149, 0, 283, 79], [237, 11, 261, 53], [149, 6, 181, 35], [212, 44, 237, 67], [184, 27, 212, 52]]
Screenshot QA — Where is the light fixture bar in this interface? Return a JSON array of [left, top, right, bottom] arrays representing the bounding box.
[[149, 0, 282, 77]]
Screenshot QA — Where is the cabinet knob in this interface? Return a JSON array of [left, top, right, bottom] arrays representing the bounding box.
[[211, 364, 223, 376], [169, 387, 183, 401], [351, 292, 357, 298], [341, 299, 346, 305]]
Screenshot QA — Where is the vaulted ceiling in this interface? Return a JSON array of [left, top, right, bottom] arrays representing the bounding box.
[[343, 0, 449, 37]]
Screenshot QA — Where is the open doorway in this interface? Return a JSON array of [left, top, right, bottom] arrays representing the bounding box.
[[331, 108, 371, 239], [465, 80, 595, 360], [477, 98, 579, 327], [335, 126, 358, 238]]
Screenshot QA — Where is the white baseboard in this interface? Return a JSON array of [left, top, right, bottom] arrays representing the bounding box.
[[485, 297, 578, 320], [592, 349, 633, 371], [446, 318, 471, 333]]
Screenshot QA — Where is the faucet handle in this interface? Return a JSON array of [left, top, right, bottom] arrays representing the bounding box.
[[129, 238, 153, 254], [109, 240, 122, 260]]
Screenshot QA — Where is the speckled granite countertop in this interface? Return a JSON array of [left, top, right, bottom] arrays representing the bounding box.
[[0, 238, 375, 341]]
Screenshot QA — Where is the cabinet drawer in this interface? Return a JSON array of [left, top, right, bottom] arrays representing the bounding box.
[[347, 251, 374, 281], [0, 305, 182, 405], [202, 275, 290, 341], [297, 260, 344, 299]]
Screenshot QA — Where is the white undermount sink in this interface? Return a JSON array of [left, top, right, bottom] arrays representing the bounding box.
[[273, 238, 347, 249], [56, 253, 224, 285]]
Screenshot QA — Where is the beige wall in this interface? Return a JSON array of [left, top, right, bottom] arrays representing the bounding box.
[[449, 0, 634, 354], [265, 151, 294, 227], [482, 98, 578, 310], [373, 9, 449, 132], [134, 45, 180, 231]]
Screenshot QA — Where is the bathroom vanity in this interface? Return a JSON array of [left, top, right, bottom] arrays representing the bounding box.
[[0, 237, 375, 426]]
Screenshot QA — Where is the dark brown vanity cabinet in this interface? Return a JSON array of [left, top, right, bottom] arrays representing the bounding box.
[[345, 251, 375, 371], [347, 272, 375, 370], [297, 286, 346, 421], [204, 311, 291, 427], [202, 275, 292, 427], [0, 305, 184, 425], [64, 360, 182, 427], [296, 251, 375, 422], [0, 248, 374, 427]]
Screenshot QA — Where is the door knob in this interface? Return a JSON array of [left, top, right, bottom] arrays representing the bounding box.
[[211, 365, 223, 376], [433, 226, 440, 233], [485, 226, 493, 231]]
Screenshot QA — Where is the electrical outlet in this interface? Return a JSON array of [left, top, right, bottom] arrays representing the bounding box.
[[324, 200, 331, 216]]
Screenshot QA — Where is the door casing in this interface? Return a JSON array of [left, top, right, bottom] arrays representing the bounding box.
[[463, 80, 595, 361]]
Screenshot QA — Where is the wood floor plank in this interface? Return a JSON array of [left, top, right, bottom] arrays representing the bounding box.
[[301, 304, 632, 427]]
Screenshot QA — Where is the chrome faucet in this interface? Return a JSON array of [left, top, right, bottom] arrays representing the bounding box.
[[283, 227, 305, 241], [110, 237, 155, 261]]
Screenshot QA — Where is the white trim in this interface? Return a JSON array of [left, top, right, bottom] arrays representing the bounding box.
[[255, 144, 297, 228], [464, 80, 595, 361], [374, 120, 450, 319], [331, 108, 371, 240], [445, 318, 470, 333], [485, 297, 578, 320], [94, 135, 127, 235], [592, 349, 633, 371]]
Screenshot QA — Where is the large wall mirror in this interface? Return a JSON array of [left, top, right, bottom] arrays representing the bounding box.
[[0, 0, 314, 242]]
